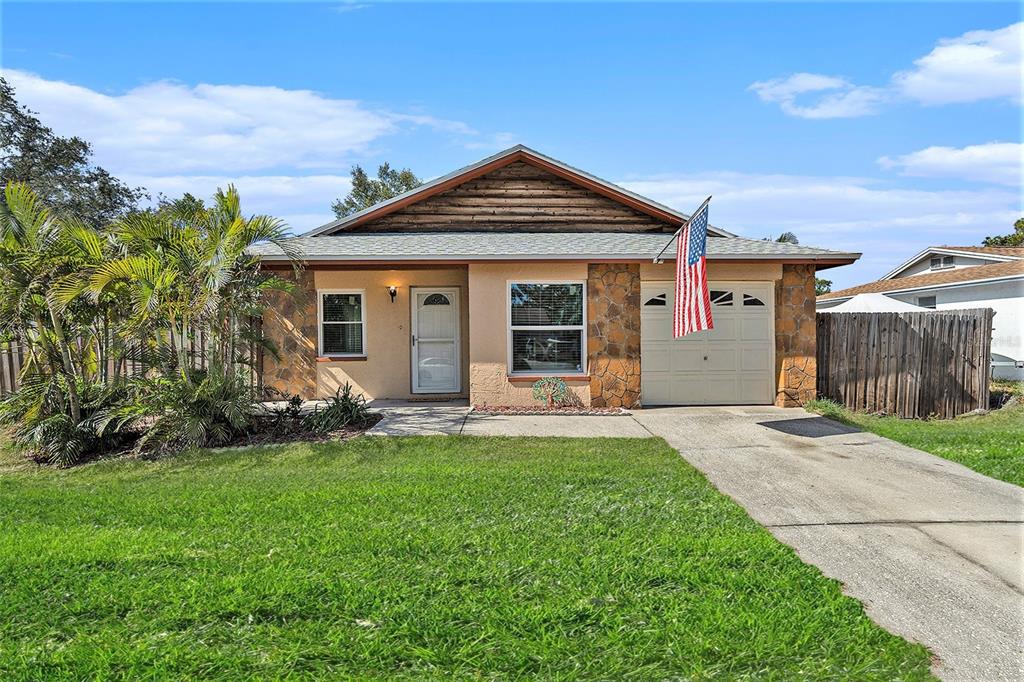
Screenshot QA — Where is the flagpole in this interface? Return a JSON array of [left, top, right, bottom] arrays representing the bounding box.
[[652, 195, 711, 264]]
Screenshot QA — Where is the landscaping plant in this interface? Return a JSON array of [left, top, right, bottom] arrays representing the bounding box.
[[303, 382, 370, 433]]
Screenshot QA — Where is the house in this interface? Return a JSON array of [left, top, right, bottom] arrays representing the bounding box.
[[251, 146, 859, 408], [818, 246, 1024, 380]]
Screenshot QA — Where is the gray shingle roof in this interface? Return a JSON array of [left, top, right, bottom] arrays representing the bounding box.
[[250, 232, 859, 262]]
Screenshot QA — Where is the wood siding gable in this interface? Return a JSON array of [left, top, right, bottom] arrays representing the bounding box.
[[348, 162, 677, 233]]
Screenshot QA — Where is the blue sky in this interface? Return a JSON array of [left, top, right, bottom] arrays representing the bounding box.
[[2, 2, 1021, 288]]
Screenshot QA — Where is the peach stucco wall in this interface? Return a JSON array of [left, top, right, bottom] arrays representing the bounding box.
[[313, 267, 469, 400], [640, 261, 783, 282], [468, 262, 591, 407]]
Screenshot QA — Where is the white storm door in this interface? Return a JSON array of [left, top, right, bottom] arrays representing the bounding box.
[[411, 288, 460, 394]]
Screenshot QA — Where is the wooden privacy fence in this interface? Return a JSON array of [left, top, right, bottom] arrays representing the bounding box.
[[1, 325, 264, 398], [816, 309, 993, 419]]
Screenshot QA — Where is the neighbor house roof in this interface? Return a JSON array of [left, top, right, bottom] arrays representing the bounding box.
[[820, 259, 1024, 301], [251, 231, 859, 265], [302, 145, 736, 238], [880, 245, 1024, 280]]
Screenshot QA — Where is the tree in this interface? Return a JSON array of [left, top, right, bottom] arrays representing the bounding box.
[[775, 232, 799, 244], [331, 163, 421, 218], [983, 218, 1024, 247], [0, 77, 145, 227], [815, 278, 832, 296]]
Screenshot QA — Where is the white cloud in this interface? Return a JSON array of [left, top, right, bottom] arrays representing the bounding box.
[[751, 22, 1023, 117], [619, 172, 1018, 287], [748, 73, 888, 119], [893, 22, 1023, 104], [878, 141, 1023, 186], [124, 173, 349, 233], [1, 69, 480, 175]]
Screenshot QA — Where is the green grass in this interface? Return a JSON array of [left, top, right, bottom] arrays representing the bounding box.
[[0, 437, 932, 680], [806, 398, 1024, 487]]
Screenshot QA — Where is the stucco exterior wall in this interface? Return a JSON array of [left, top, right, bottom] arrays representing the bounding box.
[[640, 261, 783, 282], [774, 264, 817, 406], [468, 262, 590, 407], [312, 267, 470, 400]]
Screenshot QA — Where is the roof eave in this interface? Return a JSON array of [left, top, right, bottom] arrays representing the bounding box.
[[256, 252, 861, 264]]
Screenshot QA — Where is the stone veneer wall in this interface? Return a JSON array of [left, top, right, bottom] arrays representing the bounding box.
[[774, 264, 817, 407], [261, 268, 318, 398], [587, 263, 641, 408]]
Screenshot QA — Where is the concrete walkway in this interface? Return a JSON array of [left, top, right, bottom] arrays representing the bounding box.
[[365, 401, 650, 438], [630, 406, 1024, 682]]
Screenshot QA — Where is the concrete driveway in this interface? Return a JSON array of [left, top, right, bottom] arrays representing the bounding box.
[[631, 405, 1024, 682]]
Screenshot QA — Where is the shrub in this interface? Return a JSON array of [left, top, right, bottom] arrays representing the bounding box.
[[96, 366, 256, 456], [303, 383, 369, 433], [0, 376, 133, 467]]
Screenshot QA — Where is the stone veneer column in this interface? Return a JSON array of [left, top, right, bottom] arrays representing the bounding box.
[[774, 264, 817, 406], [261, 267, 318, 398], [587, 263, 641, 408]]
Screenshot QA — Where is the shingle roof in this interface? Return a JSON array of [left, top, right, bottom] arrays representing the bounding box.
[[936, 246, 1024, 258], [250, 231, 859, 262], [819, 259, 1024, 300]]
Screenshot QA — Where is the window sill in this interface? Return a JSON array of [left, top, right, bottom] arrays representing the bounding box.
[[507, 374, 590, 383], [317, 355, 367, 362]]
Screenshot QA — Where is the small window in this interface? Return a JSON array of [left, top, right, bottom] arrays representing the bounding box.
[[644, 293, 667, 306], [319, 291, 366, 356], [423, 293, 451, 306], [509, 282, 585, 374], [917, 295, 937, 309], [742, 294, 765, 307], [930, 256, 954, 271], [710, 290, 733, 306]]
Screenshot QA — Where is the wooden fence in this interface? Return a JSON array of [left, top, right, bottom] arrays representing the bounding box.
[[816, 309, 993, 419], [1, 325, 264, 398]]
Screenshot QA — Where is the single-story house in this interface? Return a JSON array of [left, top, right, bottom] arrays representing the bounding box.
[[818, 245, 1024, 380], [251, 145, 860, 408]]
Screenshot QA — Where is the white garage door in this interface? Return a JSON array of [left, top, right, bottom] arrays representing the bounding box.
[[640, 281, 775, 405]]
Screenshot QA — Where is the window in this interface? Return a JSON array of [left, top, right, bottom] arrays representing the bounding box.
[[319, 291, 366, 356], [929, 255, 954, 271], [644, 293, 667, 306], [917, 295, 937, 309], [710, 290, 733, 306], [742, 293, 765, 307], [508, 282, 585, 375]]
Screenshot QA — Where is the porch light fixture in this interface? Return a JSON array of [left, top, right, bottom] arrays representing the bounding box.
[[387, 286, 398, 303]]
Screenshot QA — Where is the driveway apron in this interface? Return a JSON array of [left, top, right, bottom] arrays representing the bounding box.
[[631, 406, 1024, 682]]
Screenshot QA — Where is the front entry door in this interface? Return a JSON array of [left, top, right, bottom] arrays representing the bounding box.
[[411, 288, 460, 394]]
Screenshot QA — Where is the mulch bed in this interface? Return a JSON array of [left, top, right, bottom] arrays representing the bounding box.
[[215, 413, 383, 449], [472, 405, 629, 416]]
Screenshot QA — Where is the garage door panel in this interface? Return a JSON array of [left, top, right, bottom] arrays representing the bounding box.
[[641, 281, 774, 406], [740, 317, 771, 341], [739, 346, 771, 371]]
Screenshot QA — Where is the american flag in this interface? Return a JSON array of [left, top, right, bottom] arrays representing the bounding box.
[[673, 199, 713, 337]]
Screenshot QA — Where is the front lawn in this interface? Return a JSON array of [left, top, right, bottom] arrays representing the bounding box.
[[807, 399, 1024, 487], [0, 437, 932, 680]]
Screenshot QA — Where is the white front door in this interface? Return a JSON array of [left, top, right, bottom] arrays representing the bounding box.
[[640, 281, 775, 405], [411, 288, 461, 394]]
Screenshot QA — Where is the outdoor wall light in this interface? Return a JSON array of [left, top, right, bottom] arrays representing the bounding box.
[[387, 286, 398, 303]]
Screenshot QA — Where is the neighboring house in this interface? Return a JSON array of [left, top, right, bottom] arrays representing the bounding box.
[[251, 145, 859, 408], [818, 246, 1024, 380]]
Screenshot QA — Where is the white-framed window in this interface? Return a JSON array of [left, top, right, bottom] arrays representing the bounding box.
[[929, 255, 954, 270], [318, 290, 366, 356], [507, 281, 586, 375], [917, 295, 937, 309]]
